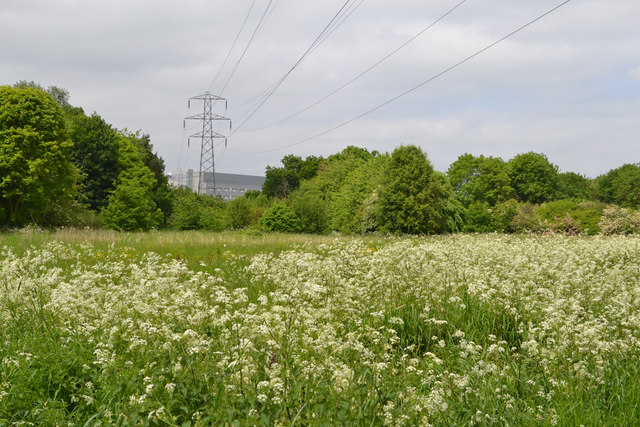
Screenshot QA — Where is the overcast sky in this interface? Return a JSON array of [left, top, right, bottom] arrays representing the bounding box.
[[2, 0, 639, 177]]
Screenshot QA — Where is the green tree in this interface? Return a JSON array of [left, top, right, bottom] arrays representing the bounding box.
[[225, 197, 252, 229], [557, 171, 593, 201], [596, 163, 640, 208], [330, 154, 389, 233], [262, 166, 298, 198], [378, 145, 447, 235], [69, 113, 120, 210], [260, 203, 301, 233], [288, 191, 329, 234], [508, 152, 559, 204], [101, 134, 162, 231], [448, 154, 514, 207], [0, 86, 77, 227], [295, 146, 376, 204], [119, 130, 173, 224], [463, 201, 494, 233], [262, 154, 323, 198]]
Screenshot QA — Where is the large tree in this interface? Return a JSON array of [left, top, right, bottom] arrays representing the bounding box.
[[597, 163, 640, 208], [101, 133, 162, 231], [0, 86, 77, 226], [69, 113, 120, 210], [262, 154, 323, 198], [447, 153, 514, 207], [508, 152, 559, 204], [378, 145, 447, 234]]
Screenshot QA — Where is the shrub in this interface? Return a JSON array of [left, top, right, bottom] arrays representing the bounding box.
[[225, 197, 252, 229], [537, 200, 577, 223], [491, 199, 520, 233], [260, 203, 301, 233], [630, 210, 640, 234], [600, 206, 633, 235], [567, 201, 606, 235], [199, 206, 225, 231], [463, 201, 494, 233], [289, 191, 329, 234], [510, 203, 543, 233]]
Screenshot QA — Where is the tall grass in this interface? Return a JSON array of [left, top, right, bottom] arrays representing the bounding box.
[[1, 231, 639, 425]]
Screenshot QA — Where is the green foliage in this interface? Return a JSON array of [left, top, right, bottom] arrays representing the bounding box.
[[260, 203, 301, 233], [599, 206, 634, 235], [509, 203, 542, 233], [570, 203, 603, 235], [448, 153, 514, 207], [597, 163, 640, 208], [262, 154, 323, 198], [297, 146, 376, 203], [490, 199, 520, 233], [557, 171, 593, 201], [0, 85, 78, 227], [120, 131, 173, 225], [537, 199, 577, 222], [330, 155, 389, 233], [199, 205, 226, 231], [288, 191, 329, 234], [463, 201, 494, 233], [69, 113, 120, 210], [378, 145, 447, 234], [225, 197, 252, 229], [101, 167, 162, 231], [508, 152, 559, 204], [13, 80, 70, 109], [101, 135, 162, 231]]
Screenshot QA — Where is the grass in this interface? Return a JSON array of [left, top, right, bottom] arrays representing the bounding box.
[[1, 230, 640, 425]]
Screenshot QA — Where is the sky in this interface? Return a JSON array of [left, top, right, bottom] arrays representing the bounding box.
[[2, 0, 639, 178]]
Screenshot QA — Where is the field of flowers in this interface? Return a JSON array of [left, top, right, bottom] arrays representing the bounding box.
[[1, 232, 640, 425]]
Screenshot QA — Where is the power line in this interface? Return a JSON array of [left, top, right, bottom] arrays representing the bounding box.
[[231, 0, 572, 154], [244, 0, 467, 132], [208, 0, 258, 93], [230, 0, 365, 134], [307, 0, 365, 57], [231, 0, 364, 117], [218, 0, 278, 97]]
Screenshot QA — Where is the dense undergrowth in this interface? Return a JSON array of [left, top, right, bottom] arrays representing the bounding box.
[[1, 231, 639, 425]]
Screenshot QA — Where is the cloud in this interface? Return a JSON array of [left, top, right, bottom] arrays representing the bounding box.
[[2, 0, 639, 178]]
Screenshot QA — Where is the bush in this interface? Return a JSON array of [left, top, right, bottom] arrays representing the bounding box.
[[260, 204, 301, 233], [570, 203, 603, 235], [169, 190, 203, 230], [225, 197, 252, 229], [599, 206, 633, 235], [491, 199, 520, 233], [537, 200, 577, 222], [463, 201, 494, 233], [510, 203, 543, 233], [199, 205, 225, 231], [630, 211, 640, 234], [289, 191, 329, 234]]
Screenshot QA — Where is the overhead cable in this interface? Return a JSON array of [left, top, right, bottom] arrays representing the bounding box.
[[244, 0, 467, 132], [232, 0, 572, 154], [230, 0, 364, 134], [208, 0, 258, 93]]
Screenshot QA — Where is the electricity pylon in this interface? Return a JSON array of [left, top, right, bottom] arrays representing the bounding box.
[[184, 92, 231, 195]]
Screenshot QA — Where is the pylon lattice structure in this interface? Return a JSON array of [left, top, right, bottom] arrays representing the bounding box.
[[184, 92, 231, 195]]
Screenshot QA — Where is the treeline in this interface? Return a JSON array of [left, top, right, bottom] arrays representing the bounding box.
[[2, 82, 640, 235], [174, 145, 640, 236], [0, 83, 171, 230]]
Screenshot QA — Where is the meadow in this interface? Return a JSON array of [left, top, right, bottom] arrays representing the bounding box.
[[1, 229, 640, 426]]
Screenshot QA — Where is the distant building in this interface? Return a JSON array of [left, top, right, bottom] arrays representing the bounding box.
[[168, 169, 265, 200]]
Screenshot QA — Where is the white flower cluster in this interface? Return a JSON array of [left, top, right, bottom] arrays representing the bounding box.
[[1, 235, 639, 424]]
